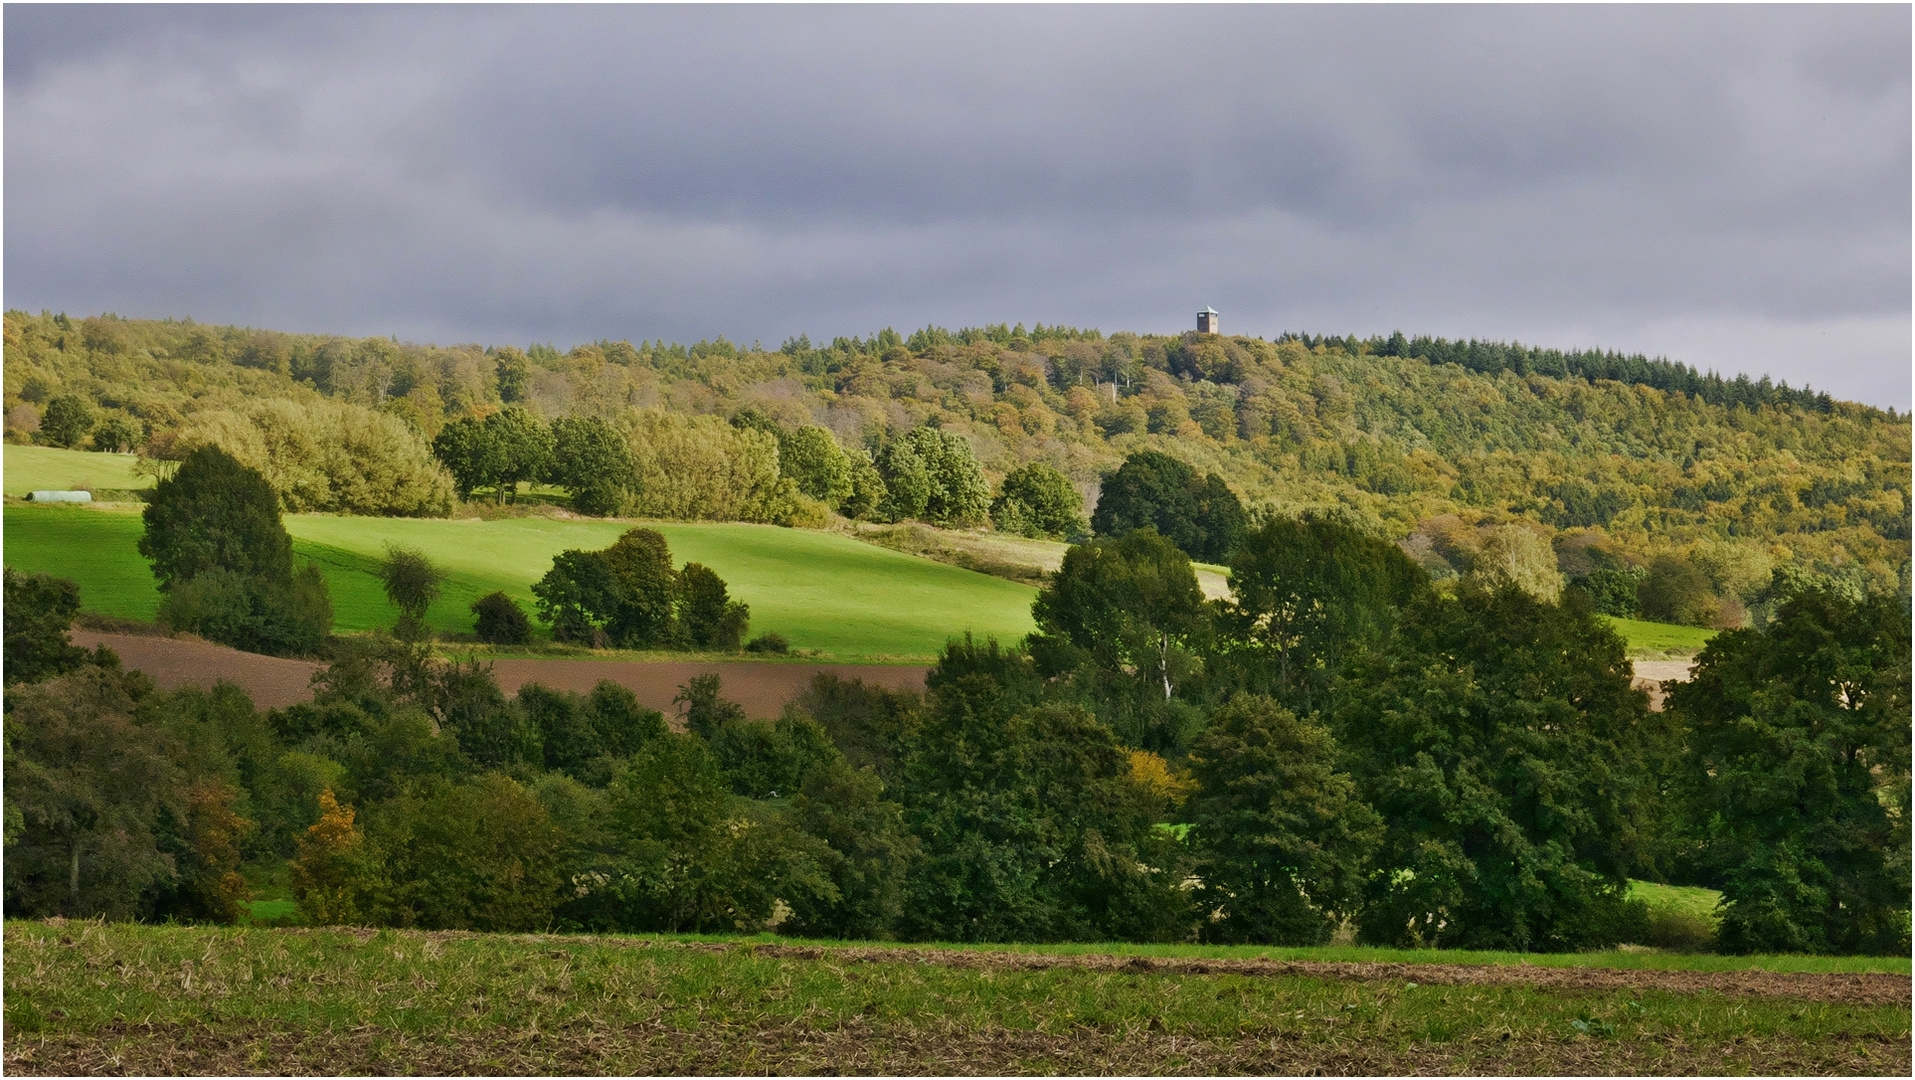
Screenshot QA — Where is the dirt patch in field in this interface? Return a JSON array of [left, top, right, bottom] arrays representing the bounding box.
[[6, 1018, 1904, 1076], [72, 631, 323, 709], [485, 658, 925, 720], [70, 631, 925, 719], [1631, 660, 1694, 712]]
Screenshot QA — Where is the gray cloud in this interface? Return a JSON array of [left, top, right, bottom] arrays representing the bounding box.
[[6, 3, 1908, 405]]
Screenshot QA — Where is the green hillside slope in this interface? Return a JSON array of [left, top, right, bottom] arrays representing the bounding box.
[[1, 503, 1034, 660], [3, 443, 151, 496]]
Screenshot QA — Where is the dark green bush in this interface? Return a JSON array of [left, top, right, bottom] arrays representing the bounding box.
[[3, 567, 89, 685], [745, 631, 789, 654], [470, 591, 532, 645]]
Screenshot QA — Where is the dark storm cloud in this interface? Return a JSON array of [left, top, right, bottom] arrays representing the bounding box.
[[5, 4, 1908, 405]]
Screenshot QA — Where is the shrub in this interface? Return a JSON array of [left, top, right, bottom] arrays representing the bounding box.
[[471, 591, 532, 645], [378, 545, 443, 641], [1644, 904, 1717, 952], [745, 631, 789, 654], [1638, 555, 1717, 626], [372, 774, 565, 932], [574, 734, 834, 934], [676, 562, 750, 650], [158, 564, 333, 657]]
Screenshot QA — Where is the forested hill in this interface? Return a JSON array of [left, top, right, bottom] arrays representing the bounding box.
[[1336, 331, 1849, 415], [5, 309, 1909, 599]]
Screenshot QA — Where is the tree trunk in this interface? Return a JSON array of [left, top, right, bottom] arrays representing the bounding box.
[[68, 839, 81, 910], [1160, 631, 1173, 701]]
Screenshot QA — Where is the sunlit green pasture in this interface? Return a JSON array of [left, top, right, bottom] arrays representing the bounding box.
[[0, 503, 1036, 661], [2, 444, 151, 497], [1599, 614, 1717, 656]]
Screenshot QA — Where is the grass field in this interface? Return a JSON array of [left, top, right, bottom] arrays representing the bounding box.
[[5, 921, 1906, 1075], [3, 445, 1718, 661], [1601, 614, 1717, 656], [1, 503, 1037, 661], [2, 444, 151, 497]]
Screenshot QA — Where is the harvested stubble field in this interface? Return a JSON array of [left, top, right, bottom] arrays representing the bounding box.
[[5, 922, 1908, 1076]]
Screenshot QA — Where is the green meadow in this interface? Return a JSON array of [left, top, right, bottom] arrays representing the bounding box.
[[4, 446, 1713, 660], [1, 503, 1036, 662], [2, 444, 151, 497], [1601, 614, 1717, 656]]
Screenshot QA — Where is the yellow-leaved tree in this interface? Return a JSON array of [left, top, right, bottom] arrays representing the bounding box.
[[289, 789, 380, 925]]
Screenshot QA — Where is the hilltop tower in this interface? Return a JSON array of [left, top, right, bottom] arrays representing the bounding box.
[[1197, 306, 1219, 334]]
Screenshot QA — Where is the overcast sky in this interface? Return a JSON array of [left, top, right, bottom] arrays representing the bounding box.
[[6, 4, 1909, 406]]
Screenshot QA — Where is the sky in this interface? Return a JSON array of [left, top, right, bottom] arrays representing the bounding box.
[[5, 4, 1909, 408]]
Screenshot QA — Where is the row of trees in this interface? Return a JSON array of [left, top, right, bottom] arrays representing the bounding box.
[[430, 400, 1090, 539], [9, 507, 1901, 951]]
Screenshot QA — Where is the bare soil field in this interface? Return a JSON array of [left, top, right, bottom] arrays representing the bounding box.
[[10, 1018, 1905, 1076], [8, 922, 1905, 1077], [74, 629, 1684, 718], [73, 630, 323, 709], [73, 631, 925, 718], [1630, 659, 1694, 711]]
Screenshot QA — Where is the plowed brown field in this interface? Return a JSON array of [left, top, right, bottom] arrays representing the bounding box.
[[73, 631, 924, 718]]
